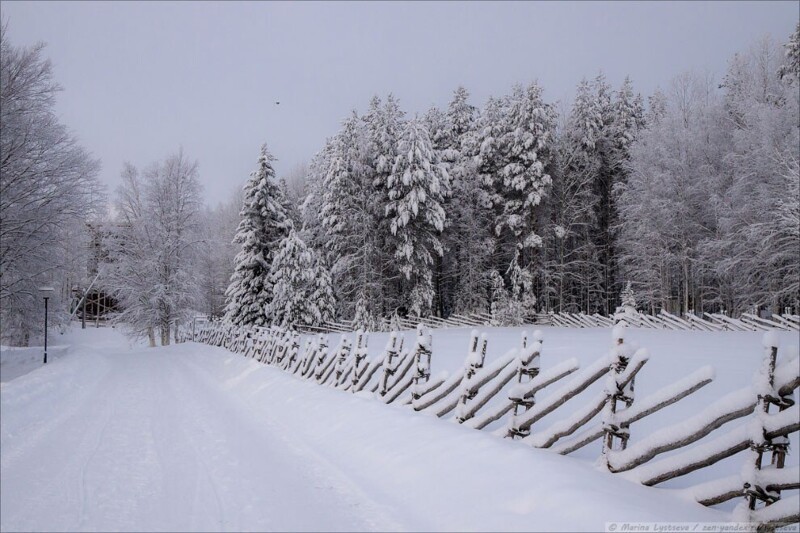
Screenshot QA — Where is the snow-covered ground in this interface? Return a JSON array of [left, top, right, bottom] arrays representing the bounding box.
[[1, 325, 797, 532]]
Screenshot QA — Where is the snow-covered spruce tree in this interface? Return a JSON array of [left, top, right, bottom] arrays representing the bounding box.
[[266, 230, 335, 328], [299, 139, 334, 251], [386, 118, 448, 317], [224, 144, 292, 326], [587, 73, 621, 315], [352, 293, 377, 332], [613, 281, 638, 323], [778, 22, 799, 83], [422, 106, 453, 316], [441, 87, 495, 316], [481, 82, 556, 315], [489, 254, 537, 327], [319, 112, 384, 321], [495, 81, 557, 250], [364, 94, 406, 316]]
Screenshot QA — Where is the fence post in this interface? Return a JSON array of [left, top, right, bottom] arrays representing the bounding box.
[[308, 334, 327, 377], [334, 334, 352, 385], [351, 330, 368, 391], [601, 321, 635, 466], [379, 331, 402, 397], [508, 330, 542, 439], [412, 324, 432, 401], [455, 330, 487, 423], [736, 333, 785, 522]]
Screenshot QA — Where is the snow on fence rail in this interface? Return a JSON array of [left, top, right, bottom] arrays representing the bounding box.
[[533, 310, 800, 333], [281, 309, 800, 335], [180, 321, 799, 529]]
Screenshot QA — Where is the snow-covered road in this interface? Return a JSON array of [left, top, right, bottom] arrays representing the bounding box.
[[1, 329, 398, 532], [2, 327, 727, 532]]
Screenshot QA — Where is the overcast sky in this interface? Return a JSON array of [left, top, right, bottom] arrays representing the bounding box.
[[2, 1, 797, 206]]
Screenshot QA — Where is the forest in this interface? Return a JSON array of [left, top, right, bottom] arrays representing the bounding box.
[[1, 23, 798, 345]]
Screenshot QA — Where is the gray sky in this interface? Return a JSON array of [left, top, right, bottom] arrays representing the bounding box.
[[2, 1, 798, 206]]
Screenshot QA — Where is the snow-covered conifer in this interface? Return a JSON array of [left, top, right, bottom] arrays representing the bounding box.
[[492, 82, 556, 251], [778, 22, 799, 82], [386, 118, 448, 316], [267, 230, 335, 328], [319, 112, 385, 320], [224, 144, 292, 326], [442, 87, 493, 315]]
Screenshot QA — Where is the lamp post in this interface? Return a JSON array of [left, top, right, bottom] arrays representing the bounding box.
[[39, 287, 55, 364]]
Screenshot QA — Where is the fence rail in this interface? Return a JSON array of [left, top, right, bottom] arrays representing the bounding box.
[[283, 310, 800, 335], [179, 320, 800, 529]]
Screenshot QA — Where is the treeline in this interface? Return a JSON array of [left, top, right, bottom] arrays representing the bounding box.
[[0, 24, 103, 345], [67, 28, 800, 343], [244, 28, 797, 328]]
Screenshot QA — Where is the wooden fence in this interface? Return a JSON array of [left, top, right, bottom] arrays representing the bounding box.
[[286, 310, 800, 334], [540, 310, 800, 333], [179, 321, 799, 529]]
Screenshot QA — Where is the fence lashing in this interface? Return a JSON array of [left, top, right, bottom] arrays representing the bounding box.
[[284, 333, 301, 372], [413, 369, 463, 413], [273, 330, 289, 366], [507, 331, 542, 439]]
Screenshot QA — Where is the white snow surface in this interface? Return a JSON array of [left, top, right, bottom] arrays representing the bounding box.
[[0, 328, 715, 531], [2, 325, 797, 531]]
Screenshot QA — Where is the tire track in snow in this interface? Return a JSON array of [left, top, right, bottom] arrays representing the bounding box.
[[77, 389, 116, 529], [177, 351, 409, 532], [160, 363, 227, 531]]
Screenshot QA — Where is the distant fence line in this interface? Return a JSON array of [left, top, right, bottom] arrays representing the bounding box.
[[282, 309, 800, 335], [179, 320, 799, 530]]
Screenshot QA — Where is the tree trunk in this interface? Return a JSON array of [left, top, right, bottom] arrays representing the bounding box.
[[147, 327, 156, 348], [161, 323, 170, 346]]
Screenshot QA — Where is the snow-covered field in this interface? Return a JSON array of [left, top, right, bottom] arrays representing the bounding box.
[[1, 325, 797, 532]]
